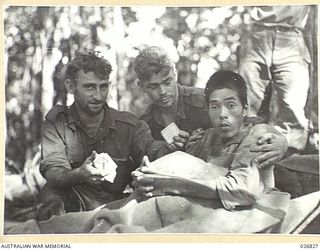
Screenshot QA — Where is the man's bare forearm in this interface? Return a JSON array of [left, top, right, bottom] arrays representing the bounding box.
[[166, 177, 220, 200], [44, 167, 84, 189]]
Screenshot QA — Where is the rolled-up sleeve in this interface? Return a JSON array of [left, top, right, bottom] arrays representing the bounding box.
[[215, 124, 276, 210], [215, 161, 263, 210], [40, 120, 71, 177]]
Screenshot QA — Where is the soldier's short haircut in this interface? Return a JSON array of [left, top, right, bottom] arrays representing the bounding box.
[[134, 46, 173, 82], [205, 70, 248, 107], [65, 51, 112, 81]]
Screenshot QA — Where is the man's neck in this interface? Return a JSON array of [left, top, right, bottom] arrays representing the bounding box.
[[75, 103, 104, 137], [221, 123, 247, 145], [159, 94, 179, 126]]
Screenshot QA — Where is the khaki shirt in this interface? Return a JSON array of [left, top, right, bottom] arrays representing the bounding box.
[[40, 104, 168, 209], [187, 123, 278, 210], [140, 84, 211, 140]]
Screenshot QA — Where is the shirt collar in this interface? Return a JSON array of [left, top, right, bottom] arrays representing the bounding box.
[[101, 106, 118, 131], [66, 103, 118, 132]]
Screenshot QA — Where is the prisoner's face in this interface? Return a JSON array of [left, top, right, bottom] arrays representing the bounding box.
[[208, 88, 246, 139], [140, 69, 178, 109]]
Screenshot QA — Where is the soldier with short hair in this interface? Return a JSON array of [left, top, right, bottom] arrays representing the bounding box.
[[37, 51, 173, 221], [134, 46, 288, 168], [134, 46, 211, 145]]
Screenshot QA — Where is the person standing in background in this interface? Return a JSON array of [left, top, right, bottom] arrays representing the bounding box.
[[239, 5, 312, 151]]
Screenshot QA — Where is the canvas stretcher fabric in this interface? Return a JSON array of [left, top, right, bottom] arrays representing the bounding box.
[[5, 151, 294, 234]]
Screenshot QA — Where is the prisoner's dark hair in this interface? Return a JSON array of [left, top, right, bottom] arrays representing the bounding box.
[[65, 50, 112, 81], [133, 46, 173, 81], [204, 70, 247, 107]]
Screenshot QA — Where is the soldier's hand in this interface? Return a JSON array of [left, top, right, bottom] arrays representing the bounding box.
[[168, 130, 190, 150], [186, 128, 205, 149], [251, 133, 288, 168], [79, 151, 104, 184]]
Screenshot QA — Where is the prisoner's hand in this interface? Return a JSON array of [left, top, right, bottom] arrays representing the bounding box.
[[251, 133, 288, 168], [78, 151, 104, 184], [168, 130, 190, 151], [186, 128, 205, 149], [131, 167, 177, 197]]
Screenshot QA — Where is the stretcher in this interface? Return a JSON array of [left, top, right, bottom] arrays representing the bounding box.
[[4, 152, 319, 234], [275, 191, 320, 234]]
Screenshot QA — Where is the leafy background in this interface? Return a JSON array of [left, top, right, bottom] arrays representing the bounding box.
[[4, 5, 318, 221]]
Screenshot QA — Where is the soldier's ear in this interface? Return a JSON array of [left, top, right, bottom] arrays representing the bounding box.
[[172, 67, 178, 82], [137, 80, 145, 91], [243, 104, 248, 117], [136, 80, 141, 87], [65, 79, 76, 94]]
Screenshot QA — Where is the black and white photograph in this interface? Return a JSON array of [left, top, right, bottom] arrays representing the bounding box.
[[3, 4, 320, 236]]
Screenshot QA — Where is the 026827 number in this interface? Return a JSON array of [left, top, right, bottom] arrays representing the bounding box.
[[300, 244, 319, 248]]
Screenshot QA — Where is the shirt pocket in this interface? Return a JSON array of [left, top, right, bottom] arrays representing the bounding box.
[[108, 132, 131, 160], [66, 145, 86, 168]]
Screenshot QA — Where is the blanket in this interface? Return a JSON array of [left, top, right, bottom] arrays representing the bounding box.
[[5, 151, 291, 234]]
